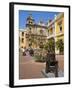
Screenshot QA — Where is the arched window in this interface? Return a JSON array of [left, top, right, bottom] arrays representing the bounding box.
[[40, 29, 43, 34], [22, 32, 24, 36], [22, 38, 24, 43]]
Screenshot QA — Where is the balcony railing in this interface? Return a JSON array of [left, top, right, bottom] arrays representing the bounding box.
[[47, 32, 55, 39]]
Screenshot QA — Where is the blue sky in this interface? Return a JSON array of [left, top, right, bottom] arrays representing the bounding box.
[[19, 10, 59, 30]]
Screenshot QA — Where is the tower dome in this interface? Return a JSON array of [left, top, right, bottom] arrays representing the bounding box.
[[26, 14, 35, 25]]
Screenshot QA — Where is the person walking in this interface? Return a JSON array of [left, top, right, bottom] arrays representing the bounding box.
[[23, 47, 26, 56]]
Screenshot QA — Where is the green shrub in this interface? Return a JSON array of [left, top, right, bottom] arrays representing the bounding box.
[[56, 39, 64, 54], [34, 54, 45, 62]]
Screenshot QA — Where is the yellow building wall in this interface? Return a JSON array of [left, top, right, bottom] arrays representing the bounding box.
[[56, 35, 64, 40], [55, 13, 64, 54], [55, 34, 64, 42], [55, 16, 64, 35], [19, 31, 27, 49]]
